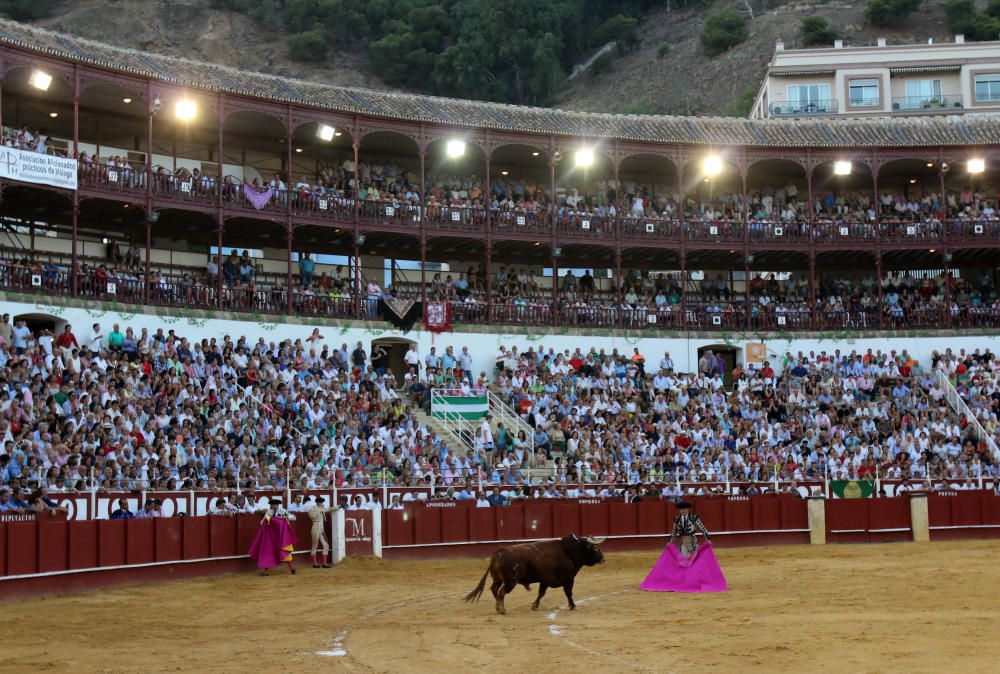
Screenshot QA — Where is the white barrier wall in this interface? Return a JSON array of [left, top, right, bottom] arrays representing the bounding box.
[[8, 300, 1000, 376]]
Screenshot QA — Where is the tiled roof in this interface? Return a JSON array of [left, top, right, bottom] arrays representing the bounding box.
[[2, 19, 1000, 149]]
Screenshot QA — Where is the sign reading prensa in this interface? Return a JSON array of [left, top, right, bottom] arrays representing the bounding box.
[[0, 147, 78, 190]]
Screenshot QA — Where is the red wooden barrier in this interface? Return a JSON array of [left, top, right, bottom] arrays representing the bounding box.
[[209, 516, 238, 558], [723, 498, 753, 531], [524, 504, 553, 539], [68, 520, 98, 570], [579, 503, 609, 538], [637, 501, 667, 535], [7, 522, 38, 576], [497, 505, 525, 540], [155, 518, 182, 563], [126, 519, 155, 565], [752, 497, 780, 530], [236, 515, 260, 554], [97, 520, 126, 567], [384, 509, 413, 546], [414, 506, 442, 545], [182, 517, 210, 560], [441, 508, 469, 543], [552, 503, 581, 537], [469, 506, 496, 541], [38, 521, 68, 574]]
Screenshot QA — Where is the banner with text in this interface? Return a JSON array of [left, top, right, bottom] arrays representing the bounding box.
[[0, 147, 78, 190]]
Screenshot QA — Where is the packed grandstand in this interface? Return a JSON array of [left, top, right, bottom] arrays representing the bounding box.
[[0, 20, 997, 513], [0, 314, 996, 508]]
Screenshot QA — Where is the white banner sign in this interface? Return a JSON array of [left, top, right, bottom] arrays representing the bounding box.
[[0, 147, 78, 190]]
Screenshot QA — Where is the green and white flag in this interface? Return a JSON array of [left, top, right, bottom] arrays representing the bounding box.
[[432, 395, 488, 421], [830, 480, 875, 498]]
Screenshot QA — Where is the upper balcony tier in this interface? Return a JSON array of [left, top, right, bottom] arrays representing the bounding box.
[[1, 19, 1000, 150]]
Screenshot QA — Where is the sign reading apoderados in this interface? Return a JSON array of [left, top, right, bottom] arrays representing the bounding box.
[[0, 147, 77, 190]]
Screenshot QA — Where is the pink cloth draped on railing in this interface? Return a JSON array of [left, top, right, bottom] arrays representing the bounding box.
[[243, 182, 273, 210], [640, 541, 728, 593]]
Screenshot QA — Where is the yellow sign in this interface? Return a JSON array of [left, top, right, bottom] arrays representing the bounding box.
[[746, 342, 767, 363]]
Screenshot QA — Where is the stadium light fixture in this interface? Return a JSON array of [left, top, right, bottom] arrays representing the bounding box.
[[926, 162, 934, 168], [531, 151, 540, 157], [123, 97, 132, 104], [295, 148, 303, 153], [704, 155, 723, 177], [29, 70, 52, 91], [575, 148, 594, 168], [317, 124, 335, 141], [834, 161, 852, 176], [175, 99, 197, 122], [501, 170, 509, 176], [48, 112, 58, 118], [446, 139, 466, 158], [968, 158, 985, 174]]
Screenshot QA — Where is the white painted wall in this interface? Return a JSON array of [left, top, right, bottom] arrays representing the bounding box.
[[10, 300, 1000, 376]]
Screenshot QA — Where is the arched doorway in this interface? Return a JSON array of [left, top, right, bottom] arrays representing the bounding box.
[[371, 336, 417, 382], [12, 312, 65, 335], [696, 343, 741, 388]]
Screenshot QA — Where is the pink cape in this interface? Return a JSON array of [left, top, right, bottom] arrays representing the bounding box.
[[247, 517, 297, 569], [640, 541, 728, 593]]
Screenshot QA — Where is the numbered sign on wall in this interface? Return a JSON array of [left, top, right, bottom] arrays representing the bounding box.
[[107, 170, 119, 183], [777, 315, 787, 326], [645, 223, 655, 233], [581, 219, 590, 230], [709, 225, 719, 236], [106, 282, 117, 295], [839, 226, 849, 236], [385, 206, 395, 216], [516, 215, 526, 226], [180, 181, 192, 193], [974, 224, 984, 234], [31, 274, 42, 287], [451, 211, 461, 222], [712, 315, 722, 326], [318, 199, 328, 210], [773, 227, 783, 236]]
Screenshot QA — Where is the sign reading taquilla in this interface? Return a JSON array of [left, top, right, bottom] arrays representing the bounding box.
[[0, 147, 77, 190]]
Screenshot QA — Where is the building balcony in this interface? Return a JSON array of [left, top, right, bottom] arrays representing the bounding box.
[[891, 95, 964, 112], [768, 100, 838, 117]]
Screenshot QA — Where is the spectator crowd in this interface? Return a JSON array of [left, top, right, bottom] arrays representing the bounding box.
[[0, 312, 995, 514]]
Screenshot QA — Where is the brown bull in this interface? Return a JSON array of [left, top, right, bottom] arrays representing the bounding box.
[[464, 534, 605, 614]]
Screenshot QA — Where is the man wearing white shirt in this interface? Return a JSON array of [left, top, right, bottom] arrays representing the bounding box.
[[481, 414, 494, 452], [459, 346, 474, 385], [87, 323, 104, 353], [404, 343, 421, 375]]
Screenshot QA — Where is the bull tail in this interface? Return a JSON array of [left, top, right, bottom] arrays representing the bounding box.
[[464, 558, 493, 603]]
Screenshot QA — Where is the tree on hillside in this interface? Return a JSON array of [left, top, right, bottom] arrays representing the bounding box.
[[943, 0, 1000, 41], [700, 10, 749, 56], [0, 0, 60, 20], [800, 16, 838, 47], [286, 26, 329, 62], [864, 0, 922, 27]]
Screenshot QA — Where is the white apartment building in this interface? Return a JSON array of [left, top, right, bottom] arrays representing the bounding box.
[[750, 35, 1000, 119]]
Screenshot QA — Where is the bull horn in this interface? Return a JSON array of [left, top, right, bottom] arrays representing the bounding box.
[[587, 537, 606, 544]]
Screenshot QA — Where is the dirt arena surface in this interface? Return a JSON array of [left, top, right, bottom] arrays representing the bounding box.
[[6, 540, 1000, 673]]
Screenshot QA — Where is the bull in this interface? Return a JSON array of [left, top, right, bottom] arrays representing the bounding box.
[[464, 534, 605, 614]]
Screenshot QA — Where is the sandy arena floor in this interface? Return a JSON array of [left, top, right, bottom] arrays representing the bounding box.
[[6, 540, 1000, 673]]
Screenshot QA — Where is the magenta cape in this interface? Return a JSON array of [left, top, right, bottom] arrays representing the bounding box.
[[247, 517, 297, 569], [640, 541, 728, 593]]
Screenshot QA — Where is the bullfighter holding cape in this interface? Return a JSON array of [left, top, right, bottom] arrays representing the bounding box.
[[641, 502, 727, 593], [248, 498, 298, 576]]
